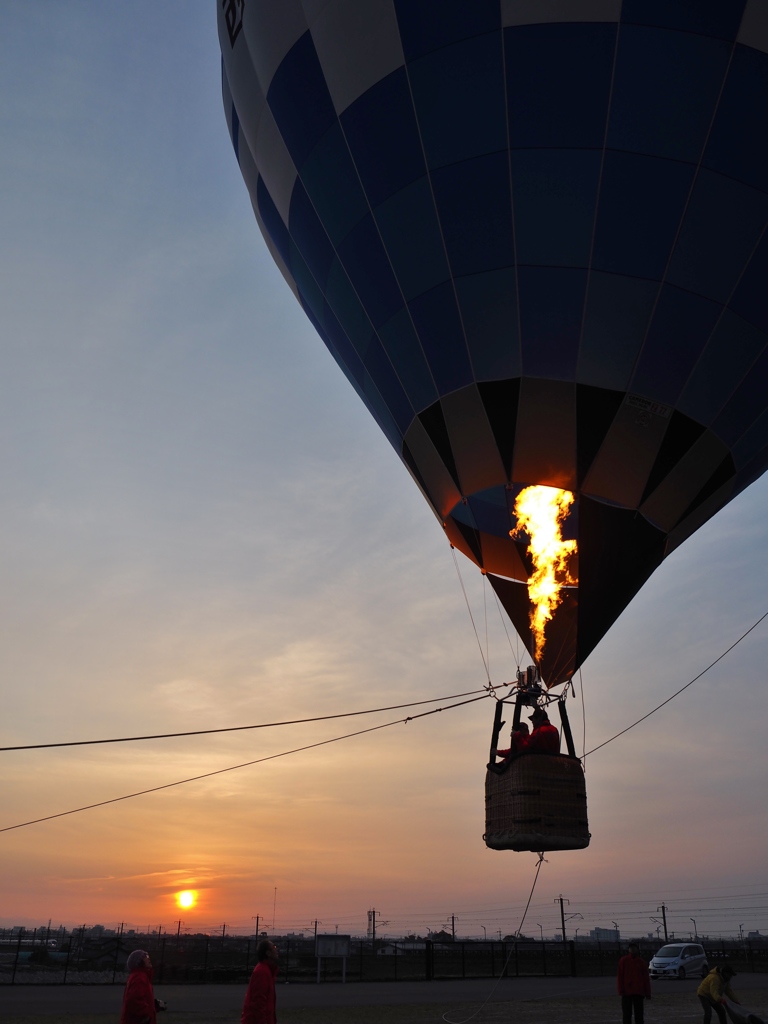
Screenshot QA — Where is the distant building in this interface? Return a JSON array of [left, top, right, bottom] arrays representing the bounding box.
[[591, 927, 619, 942]]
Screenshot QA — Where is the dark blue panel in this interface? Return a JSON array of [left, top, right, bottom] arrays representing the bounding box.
[[505, 23, 616, 149], [704, 46, 768, 195], [608, 26, 730, 163], [578, 273, 659, 391], [302, 299, 367, 403], [324, 259, 374, 360], [431, 152, 514, 277], [362, 372, 403, 448], [394, 0, 499, 61], [713, 346, 768, 446], [266, 31, 336, 170], [518, 266, 586, 380], [666, 170, 768, 304], [300, 123, 369, 246], [256, 177, 291, 266], [678, 310, 768, 425], [340, 68, 426, 207], [374, 177, 450, 301], [630, 285, 722, 405], [512, 149, 601, 267], [321, 302, 365, 386], [363, 336, 415, 434], [408, 31, 506, 169], [592, 152, 695, 280], [408, 282, 474, 394], [455, 269, 521, 380], [733, 409, 768, 471], [336, 214, 403, 329], [621, 0, 746, 40], [378, 306, 438, 412], [467, 493, 511, 536], [231, 103, 240, 162], [729, 230, 768, 333], [290, 246, 325, 323], [288, 180, 335, 288]]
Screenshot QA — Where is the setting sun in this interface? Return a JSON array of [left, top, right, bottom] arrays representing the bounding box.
[[175, 890, 197, 910]]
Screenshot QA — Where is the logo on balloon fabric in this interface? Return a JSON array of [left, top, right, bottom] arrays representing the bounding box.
[[222, 0, 244, 48]]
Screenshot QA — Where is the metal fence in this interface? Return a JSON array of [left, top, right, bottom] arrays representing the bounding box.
[[1, 932, 766, 985]]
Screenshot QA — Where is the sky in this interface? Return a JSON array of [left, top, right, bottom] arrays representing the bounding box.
[[0, 2, 767, 944]]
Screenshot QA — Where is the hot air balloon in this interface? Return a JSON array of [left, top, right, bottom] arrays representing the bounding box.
[[217, 0, 768, 850]]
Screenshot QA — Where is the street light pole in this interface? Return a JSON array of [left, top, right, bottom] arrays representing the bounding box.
[[537, 924, 544, 941], [690, 918, 697, 941]]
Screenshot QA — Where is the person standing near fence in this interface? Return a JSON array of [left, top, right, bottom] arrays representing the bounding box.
[[242, 940, 279, 1024], [120, 950, 156, 1024], [617, 942, 651, 1024]]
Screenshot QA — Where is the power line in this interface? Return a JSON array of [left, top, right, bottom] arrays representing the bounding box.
[[584, 608, 768, 758], [0, 694, 488, 834], [0, 685, 500, 753]]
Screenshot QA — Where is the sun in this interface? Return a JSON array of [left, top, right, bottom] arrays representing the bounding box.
[[176, 890, 197, 910]]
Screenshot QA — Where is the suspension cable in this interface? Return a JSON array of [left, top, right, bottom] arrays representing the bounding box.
[[0, 694, 490, 834], [450, 546, 490, 681]]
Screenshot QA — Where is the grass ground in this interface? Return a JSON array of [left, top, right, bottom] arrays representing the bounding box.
[[2, 987, 766, 1024]]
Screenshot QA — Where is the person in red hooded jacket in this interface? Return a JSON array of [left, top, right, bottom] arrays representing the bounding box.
[[242, 940, 279, 1024], [617, 943, 652, 1024], [120, 950, 156, 1024], [526, 707, 560, 753]]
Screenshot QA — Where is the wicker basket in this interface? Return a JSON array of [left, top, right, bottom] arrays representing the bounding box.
[[484, 753, 590, 852]]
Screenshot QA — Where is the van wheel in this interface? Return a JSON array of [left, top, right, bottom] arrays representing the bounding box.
[[678, 967, 686, 980]]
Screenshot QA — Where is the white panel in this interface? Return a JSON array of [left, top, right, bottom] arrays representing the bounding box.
[[502, 0, 621, 25], [441, 387, 507, 496], [737, 0, 768, 54], [255, 106, 298, 226], [310, 0, 405, 114], [403, 419, 462, 519], [253, 200, 301, 303], [237, 133, 261, 204], [241, 0, 309, 94], [639, 432, 729, 533], [221, 43, 266, 161]]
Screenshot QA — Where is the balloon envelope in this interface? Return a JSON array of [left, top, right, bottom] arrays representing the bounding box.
[[218, 1, 768, 685]]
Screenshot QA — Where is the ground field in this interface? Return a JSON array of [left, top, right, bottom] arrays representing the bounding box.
[[1, 977, 765, 1024]]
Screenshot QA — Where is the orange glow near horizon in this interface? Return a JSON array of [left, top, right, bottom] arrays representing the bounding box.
[[511, 485, 577, 662], [176, 890, 198, 910]]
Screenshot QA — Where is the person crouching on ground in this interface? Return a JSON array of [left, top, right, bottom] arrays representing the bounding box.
[[617, 942, 651, 1024], [242, 939, 279, 1024], [120, 950, 156, 1024], [698, 964, 739, 1024]]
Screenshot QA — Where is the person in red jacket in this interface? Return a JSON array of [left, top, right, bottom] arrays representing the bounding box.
[[120, 950, 156, 1024], [617, 942, 652, 1024], [526, 707, 560, 753], [242, 940, 279, 1024]]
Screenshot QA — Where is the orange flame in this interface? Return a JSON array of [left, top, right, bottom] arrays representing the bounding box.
[[510, 486, 577, 663]]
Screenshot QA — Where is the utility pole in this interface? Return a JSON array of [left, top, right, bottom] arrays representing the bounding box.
[[175, 921, 182, 946], [555, 895, 570, 949], [252, 916, 260, 941], [657, 904, 668, 942], [272, 888, 277, 931], [222, 923, 227, 940], [451, 915, 456, 941]]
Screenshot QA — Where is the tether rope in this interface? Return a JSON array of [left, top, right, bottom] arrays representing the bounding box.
[[0, 686, 501, 753], [584, 608, 768, 758], [0, 694, 489, 834], [442, 852, 547, 1024]]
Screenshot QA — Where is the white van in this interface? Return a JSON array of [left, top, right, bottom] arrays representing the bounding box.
[[648, 943, 708, 979]]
